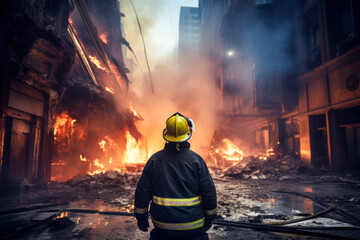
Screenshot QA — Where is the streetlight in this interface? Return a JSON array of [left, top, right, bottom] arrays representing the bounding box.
[[227, 50, 235, 57]]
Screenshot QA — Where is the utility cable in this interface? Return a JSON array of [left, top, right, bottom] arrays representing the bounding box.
[[213, 219, 358, 240], [129, 0, 154, 94], [3, 207, 359, 240], [120, 37, 148, 89], [273, 190, 360, 227]]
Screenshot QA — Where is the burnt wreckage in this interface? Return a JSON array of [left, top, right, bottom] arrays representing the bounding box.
[[0, 0, 142, 185]]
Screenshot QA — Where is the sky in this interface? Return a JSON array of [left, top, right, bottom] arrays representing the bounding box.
[[120, 0, 198, 68], [147, 0, 198, 63]]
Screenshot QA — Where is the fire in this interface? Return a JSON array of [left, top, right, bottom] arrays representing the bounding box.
[[129, 104, 141, 118], [99, 32, 108, 44], [68, 17, 73, 26], [54, 112, 76, 138], [94, 159, 105, 169], [124, 131, 149, 164], [98, 140, 106, 151], [80, 154, 87, 162], [105, 87, 114, 94], [55, 211, 69, 219], [51, 104, 149, 180], [217, 138, 244, 161], [89, 55, 109, 72]]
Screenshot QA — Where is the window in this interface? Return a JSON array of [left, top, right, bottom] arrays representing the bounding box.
[[311, 24, 320, 52], [189, 8, 198, 14], [337, 3, 354, 40], [326, 0, 359, 58], [304, 6, 322, 70], [191, 16, 198, 20]]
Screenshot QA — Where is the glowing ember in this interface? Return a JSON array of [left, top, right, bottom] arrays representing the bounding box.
[[80, 154, 87, 162], [105, 87, 114, 94], [99, 32, 108, 44], [98, 140, 106, 151], [89, 55, 109, 72], [68, 17, 73, 26], [129, 104, 141, 118], [55, 211, 69, 219], [94, 159, 105, 169]]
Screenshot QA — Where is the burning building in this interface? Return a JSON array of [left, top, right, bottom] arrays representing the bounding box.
[[199, 0, 360, 171], [0, 0, 147, 186]]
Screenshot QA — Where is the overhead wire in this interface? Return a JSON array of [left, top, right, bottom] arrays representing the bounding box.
[[129, 0, 155, 94]]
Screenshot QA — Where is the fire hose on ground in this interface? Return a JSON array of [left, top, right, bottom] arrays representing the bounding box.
[[2, 205, 360, 240]]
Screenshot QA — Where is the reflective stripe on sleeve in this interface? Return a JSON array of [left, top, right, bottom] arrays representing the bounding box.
[[205, 206, 217, 216], [153, 195, 201, 207], [152, 217, 204, 230], [134, 206, 148, 214]]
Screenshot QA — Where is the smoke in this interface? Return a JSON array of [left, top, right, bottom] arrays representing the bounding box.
[[123, 55, 219, 156], [117, 0, 218, 156]]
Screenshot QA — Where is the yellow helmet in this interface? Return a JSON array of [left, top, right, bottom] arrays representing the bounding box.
[[163, 112, 194, 142]]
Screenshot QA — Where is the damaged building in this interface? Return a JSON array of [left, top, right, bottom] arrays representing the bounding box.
[[0, 0, 143, 186], [199, 0, 360, 171]]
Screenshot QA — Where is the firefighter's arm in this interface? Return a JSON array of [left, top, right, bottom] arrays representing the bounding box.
[[134, 160, 153, 221], [198, 157, 217, 220]]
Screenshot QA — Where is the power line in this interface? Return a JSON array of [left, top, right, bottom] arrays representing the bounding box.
[[129, 0, 155, 94]]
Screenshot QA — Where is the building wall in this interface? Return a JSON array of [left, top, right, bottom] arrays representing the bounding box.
[[0, 0, 74, 184], [179, 7, 199, 50], [200, 0, 360, 171], [179, 6, 200, 73], [294, 0, 360, 170]]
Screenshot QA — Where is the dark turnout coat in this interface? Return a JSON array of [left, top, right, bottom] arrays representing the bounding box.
[[134, 142, 217, 237]]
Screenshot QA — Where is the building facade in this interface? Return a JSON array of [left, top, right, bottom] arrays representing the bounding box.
[[179, 7, 200, 72], [0, 0, 132, 185], [199, 0, 360, 171]]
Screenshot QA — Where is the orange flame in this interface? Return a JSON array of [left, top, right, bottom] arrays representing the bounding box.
[[216, 138, 244, 161], [89, 55, 109, 72], [80, 154, 87, 162], [105, 87, 114, 94], [99, 32, 108, 44], [129, 104, 140, 118], [55, 211, 69, 219], [124, 131, 149, 164]]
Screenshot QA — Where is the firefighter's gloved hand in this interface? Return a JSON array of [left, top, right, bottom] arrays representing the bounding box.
[[203, 218, 213, 232], [137, 219, 149, 232]]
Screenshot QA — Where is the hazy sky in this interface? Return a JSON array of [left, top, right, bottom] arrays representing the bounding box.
[[148, 0, 198, 62], [121, 0, 198, 68]]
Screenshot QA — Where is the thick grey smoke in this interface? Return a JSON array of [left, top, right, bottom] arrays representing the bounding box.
[[117, 0, 218, 155]]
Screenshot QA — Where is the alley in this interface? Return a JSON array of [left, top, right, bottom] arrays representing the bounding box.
[[1, 0, 360, 239]]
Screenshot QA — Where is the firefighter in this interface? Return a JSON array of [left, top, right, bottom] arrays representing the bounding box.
[[134, 112, 217, 240]]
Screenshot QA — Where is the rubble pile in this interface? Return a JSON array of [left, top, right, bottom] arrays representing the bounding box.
[[65, 171, 141, 188], [219, 154, 314, 180]]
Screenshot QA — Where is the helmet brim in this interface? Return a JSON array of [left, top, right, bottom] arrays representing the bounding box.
[[163, 129, 192, 143]]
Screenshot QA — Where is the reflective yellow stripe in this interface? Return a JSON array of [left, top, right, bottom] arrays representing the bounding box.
[[134, 206, 148, 214], [153, 195, 201, 207], [152, 217, 204, 230], [206, 206, 217, 215]]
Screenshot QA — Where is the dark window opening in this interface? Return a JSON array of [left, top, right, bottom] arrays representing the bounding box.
[[345, 126, 360, 170], [337, 3, 354, 40], [304, 5, 322, 71], [326, 0, 360, 58], [309, 114, 329, 168]]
